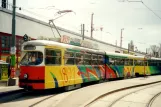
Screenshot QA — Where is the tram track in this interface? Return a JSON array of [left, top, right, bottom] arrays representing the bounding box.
[[28, 94, 57, 107], [146, 91, 161, 107], [107, 83, 161, 107], [0, 88, 66, 107], [85, 80, 161, 107]]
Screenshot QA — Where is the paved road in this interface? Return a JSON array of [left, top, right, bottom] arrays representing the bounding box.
[[1, 76, 161, 107], [151, 92, 161, 107], [89, 83, 161, 107], [35, 76, 161, 107]]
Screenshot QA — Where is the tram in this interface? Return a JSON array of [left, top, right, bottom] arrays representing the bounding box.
[[19, 40, 161, 90]]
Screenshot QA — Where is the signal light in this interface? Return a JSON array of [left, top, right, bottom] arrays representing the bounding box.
[[23, 34, 28, 41]]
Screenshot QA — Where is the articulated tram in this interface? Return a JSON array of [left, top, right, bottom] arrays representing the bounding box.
[[19, 40, 161, 90]]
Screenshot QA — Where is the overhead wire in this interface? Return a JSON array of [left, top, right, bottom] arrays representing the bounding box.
[[127, 0, 161, 20], [140, 0, 161, 20]]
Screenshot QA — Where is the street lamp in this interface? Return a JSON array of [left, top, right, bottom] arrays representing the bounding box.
[[120, 28, 124, 48]]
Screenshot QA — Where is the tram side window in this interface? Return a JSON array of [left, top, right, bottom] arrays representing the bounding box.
[[148, 60, 154, 66], [157, 61, 160, 66], [148, 60, 151, 66], [143, 61, 147, 66], [98, 55, 104, 65], [45, 49, 61, 65], [124, 59, 130, 66], [92, 54, 98, 65], [115, 58, 120, 65], [109, 58, 115, 65], [64, 51, 75, 65], [84, 53, 91, 65], [148, 60, 152, 66], [159, 61, 161, 66], [134, 60, 143, 66], [156, 60, 160, 66], [129, 59, 133, 65], [150, 60, 157, 66], [115, 58, 125, 65], [75, 52, 84, 65]]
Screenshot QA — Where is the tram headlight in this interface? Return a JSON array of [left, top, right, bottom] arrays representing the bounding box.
[[24, 74, 28, 79]]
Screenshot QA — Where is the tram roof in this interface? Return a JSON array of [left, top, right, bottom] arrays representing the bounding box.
[[150, 57, 161, 60], [105, 51, 136, 58], [22, 40, 105, 54]]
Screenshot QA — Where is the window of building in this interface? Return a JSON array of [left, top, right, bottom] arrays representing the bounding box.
[[45, 49, 61, 65], [1, 36, 10, 48]]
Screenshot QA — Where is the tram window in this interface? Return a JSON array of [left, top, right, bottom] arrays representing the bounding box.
[[109, 58, 115, 65], [84, 53, 91, 65], [75, 52, 84, 65], [98, 55, 104, 65], [92, 54, 98, 65], [129, 59, 133, 65], [135, 60, 143, 66], [157, 60, 160, 66], [64, 51, 75, 65], [20, 51, 43, 65], [124, 59, 129, 66], [120, 59, 125, 65], [152, 60, 157, 66], [159, 61, 161, 66], [156, 60, 160, 66], [143, 61, 147, 66], [115, 58, 124, 65], [115, 58, 120, 65], [45, 49, 61, 65], [148, 60, 151, 66], [149, 60, 153, 66]]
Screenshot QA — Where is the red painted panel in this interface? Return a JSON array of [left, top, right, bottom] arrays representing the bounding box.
[[19, 83, 44, 90], [19, 66, 45, 89], [19, 66, 45, 80]]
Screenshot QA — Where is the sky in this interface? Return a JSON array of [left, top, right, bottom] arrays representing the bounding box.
[[8, 0, 161, 52]]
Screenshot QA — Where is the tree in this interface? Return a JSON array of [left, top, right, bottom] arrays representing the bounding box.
[[150, 45, 159, 57], [128, 40, 134, 51], [159, 43, 161, 58]]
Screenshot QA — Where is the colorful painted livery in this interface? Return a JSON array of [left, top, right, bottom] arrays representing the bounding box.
[[19, 40, 161, 90]]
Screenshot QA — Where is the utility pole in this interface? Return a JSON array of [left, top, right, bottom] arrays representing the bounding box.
[[128, 43, 130, 54], [80, 24, 83, 35], [82, 24, 85, 40], [120, 28, 124, 48], [10, 0, 16, 78], [91, 13, 94, 38], [116, 40, 117, 46]]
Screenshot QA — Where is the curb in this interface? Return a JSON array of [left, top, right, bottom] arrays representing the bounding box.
[[81, 80, 161, 107]]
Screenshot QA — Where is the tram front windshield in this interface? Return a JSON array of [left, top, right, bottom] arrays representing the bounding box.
[[20, 51, 43, 65]]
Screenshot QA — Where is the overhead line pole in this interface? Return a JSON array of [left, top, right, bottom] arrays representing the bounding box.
[[10, 0, 16, 78], [91, 13, 94, 38], [82, 24, 85, 40]]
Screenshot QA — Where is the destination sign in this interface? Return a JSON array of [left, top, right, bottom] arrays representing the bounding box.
[[24, 45, 36, 50]]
